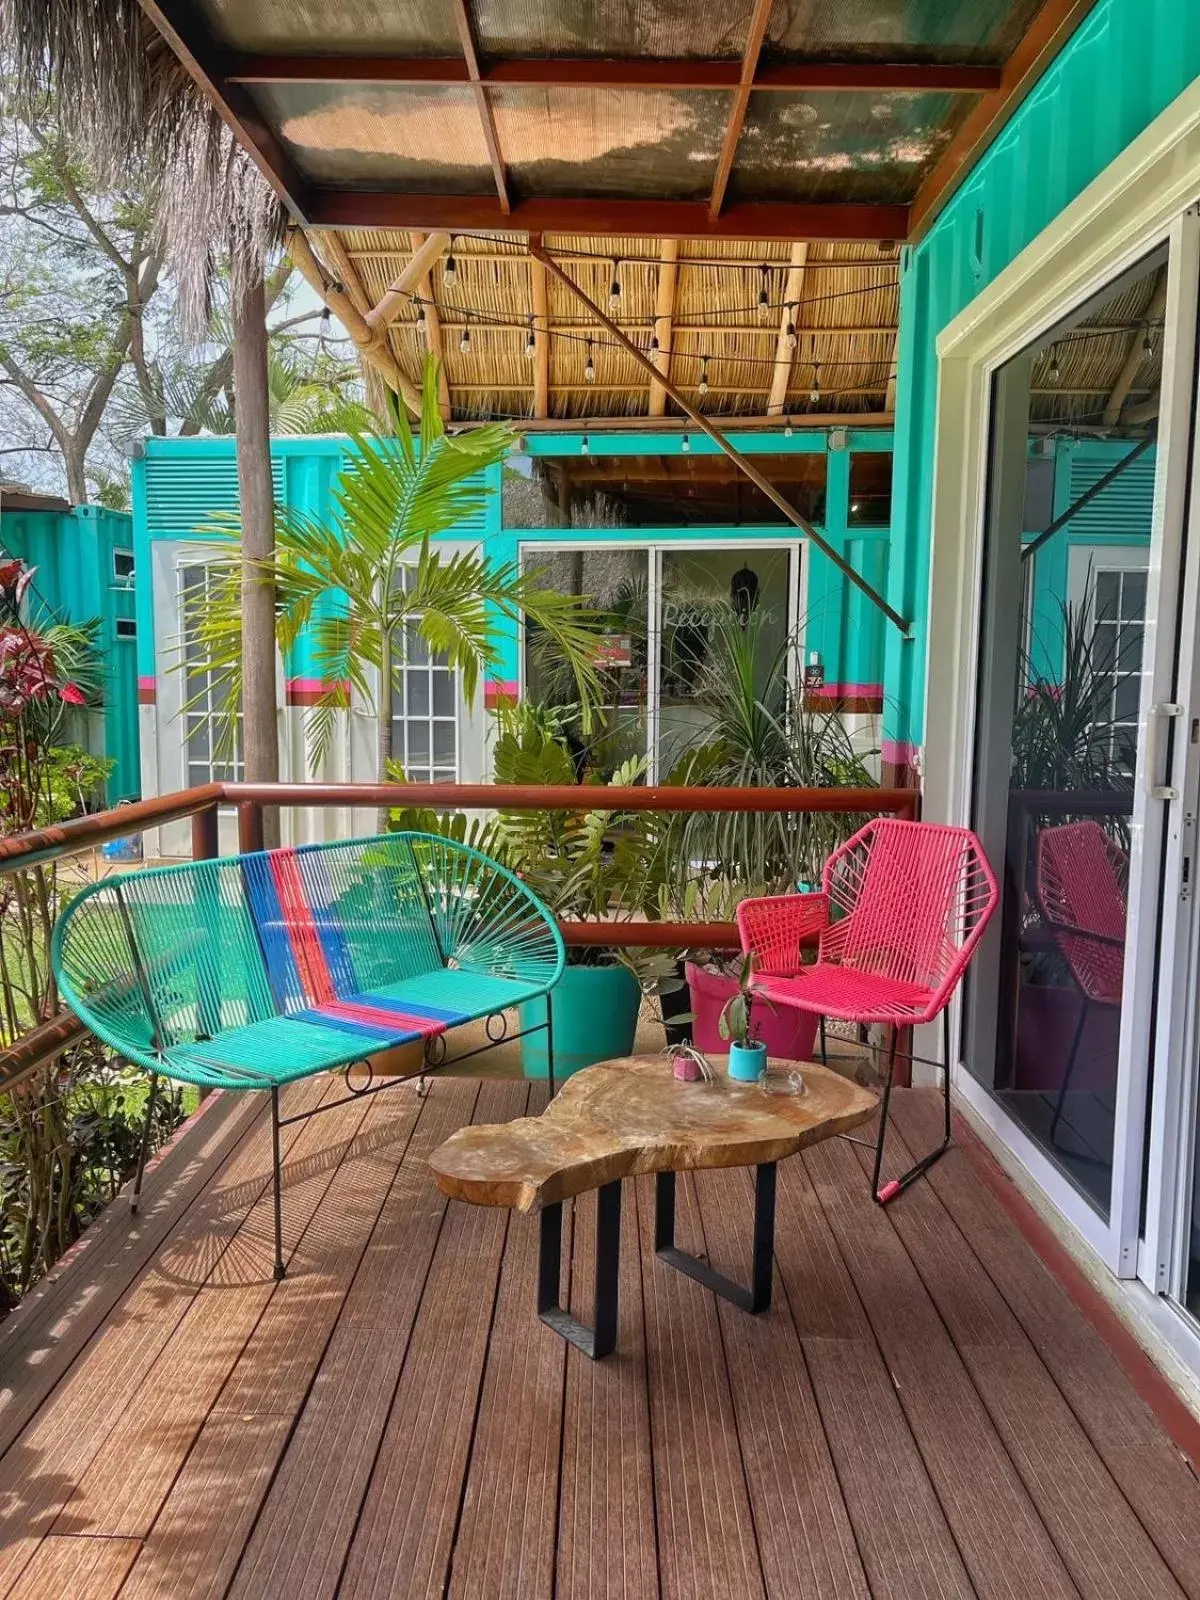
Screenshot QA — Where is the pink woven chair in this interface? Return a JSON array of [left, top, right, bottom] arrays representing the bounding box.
[[1034, 821, 1126, 1148], [736, 818, 998, 1204]]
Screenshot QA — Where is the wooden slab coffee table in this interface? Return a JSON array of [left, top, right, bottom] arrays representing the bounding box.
[[430, 1054, 877, 1358]]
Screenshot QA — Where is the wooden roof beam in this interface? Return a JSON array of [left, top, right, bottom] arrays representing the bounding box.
[[710, 0, 774, 219], [309, 195, 910, 241], [767, 242, 809, 416], [407, 231, 451, 420], [650, 240, 680, 418], [908, 0, 1103, 239], [137, 0, 311, 220], [363, 230, 451, 330], [1102, 270, 1167, 427], [227, 55, 1002, 94], [450, 0, 510, 213], [286, 227, 420, 414], [529, 242, 550, 418]]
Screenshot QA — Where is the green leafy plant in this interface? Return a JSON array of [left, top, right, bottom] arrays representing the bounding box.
[[182, 356, 603, 799], [717, 951, 772, 1047], [656, 604, 877, 897]]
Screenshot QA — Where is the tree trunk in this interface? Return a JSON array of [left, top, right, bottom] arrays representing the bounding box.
[[233, 266, 281, 848], [63, 443, 88, 506], [377, 626, 393, 831]]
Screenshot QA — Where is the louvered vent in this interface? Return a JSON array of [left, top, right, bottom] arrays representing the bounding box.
[[143, 456, 284, 536], [1066, 450, 1156, 541]]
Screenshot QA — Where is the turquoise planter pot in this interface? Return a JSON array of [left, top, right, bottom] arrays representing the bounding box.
[[728, 1040, 767, 1082], [519, 963, 641, 1081]]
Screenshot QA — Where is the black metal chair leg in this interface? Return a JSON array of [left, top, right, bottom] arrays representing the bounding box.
[[873, 1010, 953, 1205], [270, 1086, 285, 1281], [1048, 1000, 1088, 1146], [130, 1071, 160, 1215], [819, 1015, 828, 1065]]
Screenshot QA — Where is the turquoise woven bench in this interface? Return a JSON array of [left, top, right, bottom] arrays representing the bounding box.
[[52, 831, 564, 1278]]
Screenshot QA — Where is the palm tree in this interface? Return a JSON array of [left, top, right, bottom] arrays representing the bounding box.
[[187, 358, 601, 810]]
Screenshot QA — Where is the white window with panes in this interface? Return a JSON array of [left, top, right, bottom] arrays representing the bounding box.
[[180, 561, 244, 786], [389, 571, 459, 784], [1068, 544, 1148, 778]]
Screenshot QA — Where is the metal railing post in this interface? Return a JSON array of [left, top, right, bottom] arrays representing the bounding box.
[[192, 804, 220, 862], [237, 801, 265, 855]]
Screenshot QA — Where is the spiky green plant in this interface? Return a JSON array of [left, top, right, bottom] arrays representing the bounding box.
[[183, 358, 603, 795]]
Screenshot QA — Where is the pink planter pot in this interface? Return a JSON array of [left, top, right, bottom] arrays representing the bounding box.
[[685, 961, 820, 1062]]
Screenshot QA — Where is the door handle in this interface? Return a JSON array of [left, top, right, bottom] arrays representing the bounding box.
[[1146, 702, 1183, 800]]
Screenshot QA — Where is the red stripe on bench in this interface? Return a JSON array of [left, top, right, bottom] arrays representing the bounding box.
[[270, 848, 336, 1006], [316, 999, 449, 1038]]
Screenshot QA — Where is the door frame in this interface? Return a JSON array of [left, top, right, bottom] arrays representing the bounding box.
[[920, 82, 1200, 1278]]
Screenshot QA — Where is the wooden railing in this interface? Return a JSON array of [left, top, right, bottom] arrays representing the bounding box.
[[0, 779, 917, 1092]]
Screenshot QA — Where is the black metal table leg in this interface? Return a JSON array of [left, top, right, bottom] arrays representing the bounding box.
[[655, 1164, 776, 1314], [537, 1180, 621, 1359]]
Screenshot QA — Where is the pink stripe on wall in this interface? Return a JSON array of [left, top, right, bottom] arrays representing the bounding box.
[[484, 680, 519, 708], [137, 676, 156, 705], [286, 678, 350, 707], [806, 682, 883, 700]]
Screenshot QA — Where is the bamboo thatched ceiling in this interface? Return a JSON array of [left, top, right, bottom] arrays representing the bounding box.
[[304, 228, 902, 422]]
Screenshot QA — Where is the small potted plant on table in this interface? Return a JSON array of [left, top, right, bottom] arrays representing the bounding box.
[[718, 953, 769, 1082]]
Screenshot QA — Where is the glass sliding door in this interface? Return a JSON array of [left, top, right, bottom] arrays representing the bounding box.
[[520, 538, 799, 780], [966, 244, 1175, 1226], [654, 544, 796, 779]]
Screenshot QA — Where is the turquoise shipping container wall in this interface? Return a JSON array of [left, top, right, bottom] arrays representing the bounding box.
[[886, 0, 1200, 775], [133, 428, 895, 740], [0, 503, 139, 802]]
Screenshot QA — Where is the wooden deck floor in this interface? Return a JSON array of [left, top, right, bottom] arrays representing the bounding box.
[[2, 1074, 1200, 1600]]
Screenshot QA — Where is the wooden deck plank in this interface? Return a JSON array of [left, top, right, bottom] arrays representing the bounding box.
[[6, 1535, 140, 1600], [447, 1089, 565, 1600], [770, 1151, 975, 1599], [893, 1091, 1200, 1598], [332, 1080, 530, 1600], [853, 1121, 1185, 1600], [0, 1091, 260, 1461], [637, 1172, 765, 1600], [173, 1079, 481, 1600], [0, 1075, 332, 1599], [54, 1086, 379, 1538], [556, 1186, 659, 1600], [803, 1135, 1080, 1600], [117, 1415, 293, 1600], [1, 1086, 1198, 1600], [693, 1164, 870, 1600]]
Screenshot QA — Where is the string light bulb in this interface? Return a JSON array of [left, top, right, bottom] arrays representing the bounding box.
[[1049, 346, 1060, 382], [580, 433, 590, 455], [319, 306, 331, 339], [584, 340, 596, 383], [650, 335, 659, 355], [414, 301, 425, 328], [810, 364, 821, 406], [698, 355, 709, 397], [757, 265, 770, 322], [609, 262, 622, 312], [524, 319, 536, 359], [1142, 328, 1154, 357], [681, 432, 691, 452], [786, 308, 797, 351], [459, 324, 470, 354], [784, 418, 794, 438], [443, 248, 457, 288]]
